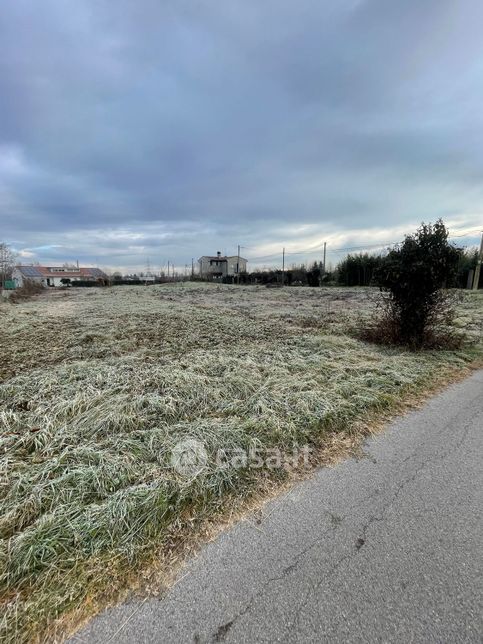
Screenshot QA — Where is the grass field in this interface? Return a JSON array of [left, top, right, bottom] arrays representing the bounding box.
[[1, 283, 482, 642]]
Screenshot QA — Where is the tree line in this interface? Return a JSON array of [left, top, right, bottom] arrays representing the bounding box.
[[237, 246, 479, 289], [335, 247, 480, 289]]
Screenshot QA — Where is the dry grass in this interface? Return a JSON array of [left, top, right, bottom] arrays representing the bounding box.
[[0, 284, 482, 642]]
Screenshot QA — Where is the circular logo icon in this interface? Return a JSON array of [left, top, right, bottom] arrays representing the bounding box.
[[170, 438, 208, 478]]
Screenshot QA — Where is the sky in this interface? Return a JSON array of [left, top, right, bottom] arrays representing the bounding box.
[[1, 0, 482, 274]]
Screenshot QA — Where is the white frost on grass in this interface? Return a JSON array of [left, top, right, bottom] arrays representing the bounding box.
[[0, 284, 481, 642]]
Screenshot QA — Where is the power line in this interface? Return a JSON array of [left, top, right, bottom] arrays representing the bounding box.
[[245, 242, 391, 262], [245, 225, 482, 262], [449, 228, 483, 238]]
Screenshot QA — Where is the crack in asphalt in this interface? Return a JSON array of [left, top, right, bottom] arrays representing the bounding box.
[[207, 411, 476, 643], [282, 418, 475, 639], [208, 514, 343, 642]]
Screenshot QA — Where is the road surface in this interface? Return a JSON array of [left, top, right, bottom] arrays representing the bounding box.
[[71, 370, 483, 643]]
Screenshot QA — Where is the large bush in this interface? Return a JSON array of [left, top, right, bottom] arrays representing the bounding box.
[[372, 220, 461, 348]]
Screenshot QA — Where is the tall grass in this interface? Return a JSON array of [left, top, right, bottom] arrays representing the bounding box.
[[1, 285, 482, 642]]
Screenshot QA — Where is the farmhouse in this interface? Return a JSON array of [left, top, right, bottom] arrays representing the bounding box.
[[198, 251, 248, 279], [13, 265, 109, 288]]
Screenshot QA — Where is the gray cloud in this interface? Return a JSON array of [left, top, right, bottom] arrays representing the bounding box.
[[1, 0, 482, 271]]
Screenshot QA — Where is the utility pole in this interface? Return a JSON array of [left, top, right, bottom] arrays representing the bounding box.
[[472, 232, 483, 291], [237, 245, 241, 285], [318, 241, 326, 287], [282, 247, 285, 287], [191, 258, 194, 279], [167, 261, 170, 281]]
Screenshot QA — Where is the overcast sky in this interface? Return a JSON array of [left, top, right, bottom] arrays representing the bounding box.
[[1, 0, 482, 273]]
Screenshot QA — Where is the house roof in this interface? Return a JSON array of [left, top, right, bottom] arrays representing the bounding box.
[[199, 255, 247, 262], [15, 266, 44, 278], [16, 266, 108, 279]]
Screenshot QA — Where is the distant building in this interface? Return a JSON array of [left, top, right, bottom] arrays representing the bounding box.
[[198, 252, 247, 279], [140, 273, 156, 284], [12, 265, 109, 288]]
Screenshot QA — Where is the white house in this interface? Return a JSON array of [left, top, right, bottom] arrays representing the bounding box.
[[198, 252, 248, 279], [13, 265, 109, 288]]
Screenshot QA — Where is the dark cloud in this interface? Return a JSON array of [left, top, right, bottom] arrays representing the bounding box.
[[1, 0, 482, 271]]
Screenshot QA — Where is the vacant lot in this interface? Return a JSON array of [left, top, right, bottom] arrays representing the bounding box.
[[1, 284, 482, 642]]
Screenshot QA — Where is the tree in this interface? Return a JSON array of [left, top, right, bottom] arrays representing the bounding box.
[[306, 262, 321, 287], [374, 220, 461, 347], [336, 253, 385, 286], [0, 242, 16, 289]]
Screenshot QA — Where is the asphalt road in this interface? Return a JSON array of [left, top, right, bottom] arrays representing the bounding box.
[[71, 370, 483, 643]]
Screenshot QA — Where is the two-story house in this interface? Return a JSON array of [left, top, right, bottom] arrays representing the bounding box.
[[198, 252, 248, 279]]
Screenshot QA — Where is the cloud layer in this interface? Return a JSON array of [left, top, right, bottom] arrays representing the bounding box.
[[1, 0, 482, 271]]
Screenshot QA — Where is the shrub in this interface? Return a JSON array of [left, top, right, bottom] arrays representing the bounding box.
[[10, 280, 44, 302], [366, 220, 461, 348]]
